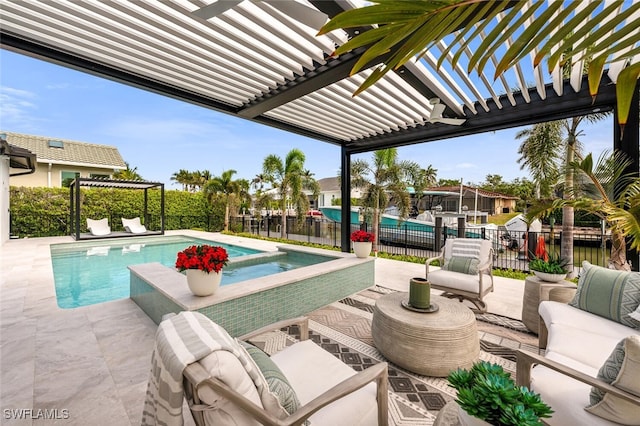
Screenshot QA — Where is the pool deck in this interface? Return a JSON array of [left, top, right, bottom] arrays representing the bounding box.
[[0, 231, 525, 425]]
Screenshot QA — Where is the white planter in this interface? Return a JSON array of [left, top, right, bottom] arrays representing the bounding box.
[[533, 270, 567, 282], [353, 241, 372, 258], [457, 405, 491, 426], [186, 269, 222, 296]]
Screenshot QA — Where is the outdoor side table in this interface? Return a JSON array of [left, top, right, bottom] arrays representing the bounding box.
[[521, 275, 576, 334], [371, 292, 479, 377]]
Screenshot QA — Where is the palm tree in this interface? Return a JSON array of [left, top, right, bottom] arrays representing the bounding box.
[[203, 170, 248, 231], [516, 122, 563, 199], [349, 148, 422, 252], [170, 169, 191, 191], [262, 149, 318, 238], [113, 162, 143, 180], [528, 151, 640, 270], [318, 1, 640, 128]]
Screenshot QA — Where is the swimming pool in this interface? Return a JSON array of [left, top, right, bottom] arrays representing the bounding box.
[[51, 235, 310, 308]]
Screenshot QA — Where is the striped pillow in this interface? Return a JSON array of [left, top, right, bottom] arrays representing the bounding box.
[[569, 261, 640, 328], [451, 239, 483, 259]]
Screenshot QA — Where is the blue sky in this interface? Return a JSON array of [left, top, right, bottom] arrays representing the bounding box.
[[1, 49, 614, 189]]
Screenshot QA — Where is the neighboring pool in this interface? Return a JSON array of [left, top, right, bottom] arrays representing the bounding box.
[[50, 235, 326, 309]]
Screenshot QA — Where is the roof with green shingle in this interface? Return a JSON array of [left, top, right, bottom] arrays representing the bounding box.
[[2, 131, 126, 169]]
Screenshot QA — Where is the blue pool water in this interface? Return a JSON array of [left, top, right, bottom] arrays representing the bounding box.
[[50, 236, 271, 308]]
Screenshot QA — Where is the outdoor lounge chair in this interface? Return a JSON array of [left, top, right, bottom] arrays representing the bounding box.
[[142, 312, 388, 426], [121, 217, 146, 233], [425, 237, 494, 312], [86, 218, 111, 236]]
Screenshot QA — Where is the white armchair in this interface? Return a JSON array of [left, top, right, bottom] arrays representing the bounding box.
[[425, 238, 494, 312]]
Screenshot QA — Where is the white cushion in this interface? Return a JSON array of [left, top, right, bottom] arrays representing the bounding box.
[[271, 340, 380, 426], [197, 350, 263, 426], [428, 269, 490, 294], [540, 302, 640, 368], [530, 363, 621, 426], [443, 238, 491, 262]]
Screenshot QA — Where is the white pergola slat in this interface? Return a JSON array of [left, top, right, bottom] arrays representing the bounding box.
[[1, 0, 637, 149]]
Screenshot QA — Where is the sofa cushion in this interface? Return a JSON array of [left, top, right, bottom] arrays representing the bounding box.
[[569, 261, 640, 329], [428, 269, 488, 294], [239, 341, 300, 415], [540, 301, 640, 368], [586, 335, 640, 425], [271, 340, 379, 426], [443, 256, 480, 275]]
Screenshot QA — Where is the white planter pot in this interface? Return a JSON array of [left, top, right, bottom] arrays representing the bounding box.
[[533, 270, 567, 282], [457, 405, 491, 426], [353, 241, 372, 258], [186, 269, 222, 296]]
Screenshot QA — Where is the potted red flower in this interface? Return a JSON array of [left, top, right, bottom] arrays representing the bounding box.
[[176, 244, 229, 296], [350, 230, 375, 258]]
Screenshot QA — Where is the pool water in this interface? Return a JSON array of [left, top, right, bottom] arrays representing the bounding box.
[[50, 236, 269, 308]]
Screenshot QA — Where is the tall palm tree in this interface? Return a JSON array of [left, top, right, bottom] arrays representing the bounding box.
[[262, 149, 318, 238], [528, 151, 640, 270], [349, 148, 422, 252], [203, 170, 248, 231], [319, 1, 640, 128], [516, 122, 563, 199], [113, 162, 143, 181], [170, 169, 191, 191]]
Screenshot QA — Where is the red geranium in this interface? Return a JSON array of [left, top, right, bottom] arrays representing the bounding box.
[[350, 230, 375, 242], [175, 244, 229, 273]]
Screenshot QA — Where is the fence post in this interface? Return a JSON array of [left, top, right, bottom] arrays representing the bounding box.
[[457, 216, 465, 238], [434, 217, 443, 252]]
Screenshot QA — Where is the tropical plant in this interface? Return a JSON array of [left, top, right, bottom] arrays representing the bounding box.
[[448, 361, 553, 426], [113, 162, 143, 181], [348, 148, 422, 252], [516, 122, 563, 199], [527, 150, 640, 270], [170, 169, 191, 191], [318, 0, 640, 130], [203, 170, 250, 231], [262, 149, 319, 238], [175, 244, 229, 273], [529, 254, 569, 275]]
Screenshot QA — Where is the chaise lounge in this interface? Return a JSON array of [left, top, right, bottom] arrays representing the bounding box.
[[122, 217, 147, 234], [86, 218, 111, 236]]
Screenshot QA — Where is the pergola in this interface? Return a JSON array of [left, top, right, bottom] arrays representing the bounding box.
[[69, 177, 165, 240], [1, 1, 638, 259]]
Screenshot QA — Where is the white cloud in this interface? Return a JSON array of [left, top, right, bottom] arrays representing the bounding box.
[[0, 86, 39, 129], [455, 162, 477, 170]]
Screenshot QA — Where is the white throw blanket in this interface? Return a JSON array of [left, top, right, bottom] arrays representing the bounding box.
[[141, 311, 271, 426]]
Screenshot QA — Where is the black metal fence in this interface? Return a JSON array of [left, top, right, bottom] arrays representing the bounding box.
[[10, 213, 610, 272], [228, 216, 611, 272]]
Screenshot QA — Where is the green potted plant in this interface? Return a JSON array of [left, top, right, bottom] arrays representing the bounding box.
[[448, 361, 553, 426], [529, 254, 569, 282]]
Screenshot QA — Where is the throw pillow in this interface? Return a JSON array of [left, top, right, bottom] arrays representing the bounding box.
[[569, 261, 640, 328], [239, 341, 301, 416], [450, 239, 483, 259], [443, 256, 480, 275], [586, 335, 640, 424]]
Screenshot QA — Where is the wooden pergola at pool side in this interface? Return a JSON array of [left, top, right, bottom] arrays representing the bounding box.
[[69, 177, 165, 240]]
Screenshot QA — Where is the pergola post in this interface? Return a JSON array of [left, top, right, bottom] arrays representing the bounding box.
[[340, 146, 351, 253], [614, 83, 640, 271]]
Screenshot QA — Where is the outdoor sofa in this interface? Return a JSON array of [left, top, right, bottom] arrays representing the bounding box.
[[517, 261, 640, 425]]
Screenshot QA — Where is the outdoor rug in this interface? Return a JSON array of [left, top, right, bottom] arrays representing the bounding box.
[[248, 286, 538, 426]]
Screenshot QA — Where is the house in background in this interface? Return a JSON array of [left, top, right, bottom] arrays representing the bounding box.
[[420, 185, 518, 215], [314, 177, 363, 207], [3, 131, 126, 188]]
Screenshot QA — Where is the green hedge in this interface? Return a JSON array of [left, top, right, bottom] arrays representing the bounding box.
[[9, 186, 226, 237]]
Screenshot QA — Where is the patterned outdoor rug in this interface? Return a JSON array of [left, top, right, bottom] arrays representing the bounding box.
[[248, 285, 537, 425]]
